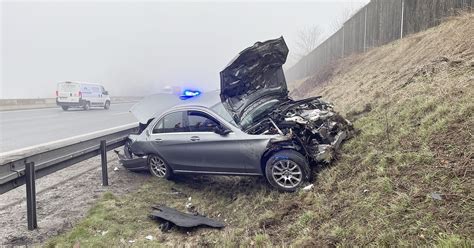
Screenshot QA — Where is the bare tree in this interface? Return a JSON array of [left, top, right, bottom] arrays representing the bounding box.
[[293, 25, 324, 60], [328, 6, 361, 34]]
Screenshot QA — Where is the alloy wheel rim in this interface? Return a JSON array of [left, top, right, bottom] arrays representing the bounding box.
[[271, 160, 302, 189], [150, 156, 167, 177]]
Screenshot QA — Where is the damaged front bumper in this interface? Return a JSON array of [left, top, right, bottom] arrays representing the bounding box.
[[314, 130, 347, 163], [114, 150, 148, 171]]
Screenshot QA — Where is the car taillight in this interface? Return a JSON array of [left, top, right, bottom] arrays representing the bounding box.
[[56, 90, 58, 97]]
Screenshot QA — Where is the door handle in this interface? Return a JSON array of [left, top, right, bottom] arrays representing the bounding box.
[[190, 136, 200, 141], [154, 138, 163, 142]]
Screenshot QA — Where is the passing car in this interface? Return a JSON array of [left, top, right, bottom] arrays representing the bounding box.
[[118, 37, 352, 191], [56, 81, 111, 111]]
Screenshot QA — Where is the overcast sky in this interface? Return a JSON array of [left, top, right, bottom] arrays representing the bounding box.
[[1, 0, 367, 98]]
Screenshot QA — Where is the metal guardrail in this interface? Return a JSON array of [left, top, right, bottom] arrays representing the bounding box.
[[0, 123, 139, 229]]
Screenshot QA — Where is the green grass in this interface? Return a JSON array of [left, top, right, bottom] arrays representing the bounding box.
[[46, 73, 473, 247], [46, 15, 474, 247]]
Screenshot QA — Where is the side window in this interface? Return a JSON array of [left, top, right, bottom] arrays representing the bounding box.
[[152, 119, 163, 133], [153, 112, 186, 133], [187, 111, 219, 132]]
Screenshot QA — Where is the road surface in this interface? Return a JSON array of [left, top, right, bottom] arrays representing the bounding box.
[[0, 103, 137, 153]]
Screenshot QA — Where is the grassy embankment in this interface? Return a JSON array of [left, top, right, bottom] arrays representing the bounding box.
[[47, 13, 473, 247]]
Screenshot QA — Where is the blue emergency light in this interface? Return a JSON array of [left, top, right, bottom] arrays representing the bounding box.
[[180, 89, 201, 100]]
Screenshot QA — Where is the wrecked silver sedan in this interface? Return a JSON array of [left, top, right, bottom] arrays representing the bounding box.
[[118, 37, 352, 191]]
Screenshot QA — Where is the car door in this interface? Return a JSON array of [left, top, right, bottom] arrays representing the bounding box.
[[175, 110, 250, 173], [147, 111, 191, 170]]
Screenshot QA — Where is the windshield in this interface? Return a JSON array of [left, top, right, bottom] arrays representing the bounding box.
[[210, 102, 238, 127], [240, 99, 280, 128]]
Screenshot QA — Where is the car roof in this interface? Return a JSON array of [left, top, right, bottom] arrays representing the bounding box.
[[130, 90, 222, 124]]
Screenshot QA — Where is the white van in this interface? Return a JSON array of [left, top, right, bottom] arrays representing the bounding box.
[[56, 81, 111, 111]]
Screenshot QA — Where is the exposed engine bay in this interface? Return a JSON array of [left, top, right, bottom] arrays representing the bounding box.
[[219, 36, 352, 164], [243, 96, 352, 163]]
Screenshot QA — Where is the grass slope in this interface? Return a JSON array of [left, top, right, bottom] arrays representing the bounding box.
[[47, 14, 473, 247]]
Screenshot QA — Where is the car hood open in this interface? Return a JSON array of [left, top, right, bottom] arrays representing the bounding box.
[[219, 37, 289, 124]]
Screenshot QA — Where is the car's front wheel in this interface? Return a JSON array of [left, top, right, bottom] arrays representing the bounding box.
[[147, 154, 173, 180], [265, 150, 310, 192], [104, 101, 110, 110]]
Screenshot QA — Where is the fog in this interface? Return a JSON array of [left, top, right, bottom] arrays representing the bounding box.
[[1, 1, 367, 99]]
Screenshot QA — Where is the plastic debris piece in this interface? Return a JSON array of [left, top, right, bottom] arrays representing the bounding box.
[[431, 192, 442, 200], [150, 205, 225, 229], [302, 184, 314, 191], [145, 235, 153, 241]]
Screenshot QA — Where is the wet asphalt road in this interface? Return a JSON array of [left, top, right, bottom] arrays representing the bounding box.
[[0, 102, 137, 153]]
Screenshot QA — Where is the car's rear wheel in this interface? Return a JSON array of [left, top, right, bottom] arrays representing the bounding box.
[[61, 106, 69, 111], [104, 101, 110, 110], [148, 154, 173, 179], [265, 150, 309, 192], [83, 102, 91, 111]]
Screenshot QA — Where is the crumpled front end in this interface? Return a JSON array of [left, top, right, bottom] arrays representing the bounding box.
[[244, 96, 353, 164]]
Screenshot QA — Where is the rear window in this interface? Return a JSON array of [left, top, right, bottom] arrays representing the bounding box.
[[58, 83, 79, 92]]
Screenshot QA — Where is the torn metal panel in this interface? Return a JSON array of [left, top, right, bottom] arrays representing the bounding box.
[[243, 96, 353, 163], [149, 205, 225, 229], [220, 37, 289, 124]]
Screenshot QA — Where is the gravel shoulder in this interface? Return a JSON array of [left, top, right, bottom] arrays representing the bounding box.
[[0, 150, 152, 246]]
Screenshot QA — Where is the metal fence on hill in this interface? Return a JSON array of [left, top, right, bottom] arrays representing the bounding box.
[[286, 0, 473, 82]]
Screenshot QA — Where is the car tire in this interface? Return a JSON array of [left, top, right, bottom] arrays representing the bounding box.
[[104, 101, 110, 110], [83, 102, 91, 111], [61, 106, 69, 111], [265, 150, 310, 192], [148, 154, 173, 180]]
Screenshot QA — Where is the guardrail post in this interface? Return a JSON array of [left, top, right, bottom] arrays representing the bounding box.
[[25, 161, 38, 230], [100, 140, 108, 186]]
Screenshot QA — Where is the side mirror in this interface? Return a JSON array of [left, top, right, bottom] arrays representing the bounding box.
[[103, 91, 108, 95], [213, 126, 231, 136], [145, 129, 150, 136]]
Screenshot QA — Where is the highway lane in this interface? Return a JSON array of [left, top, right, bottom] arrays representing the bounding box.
[[0, 103, 137, 153]]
